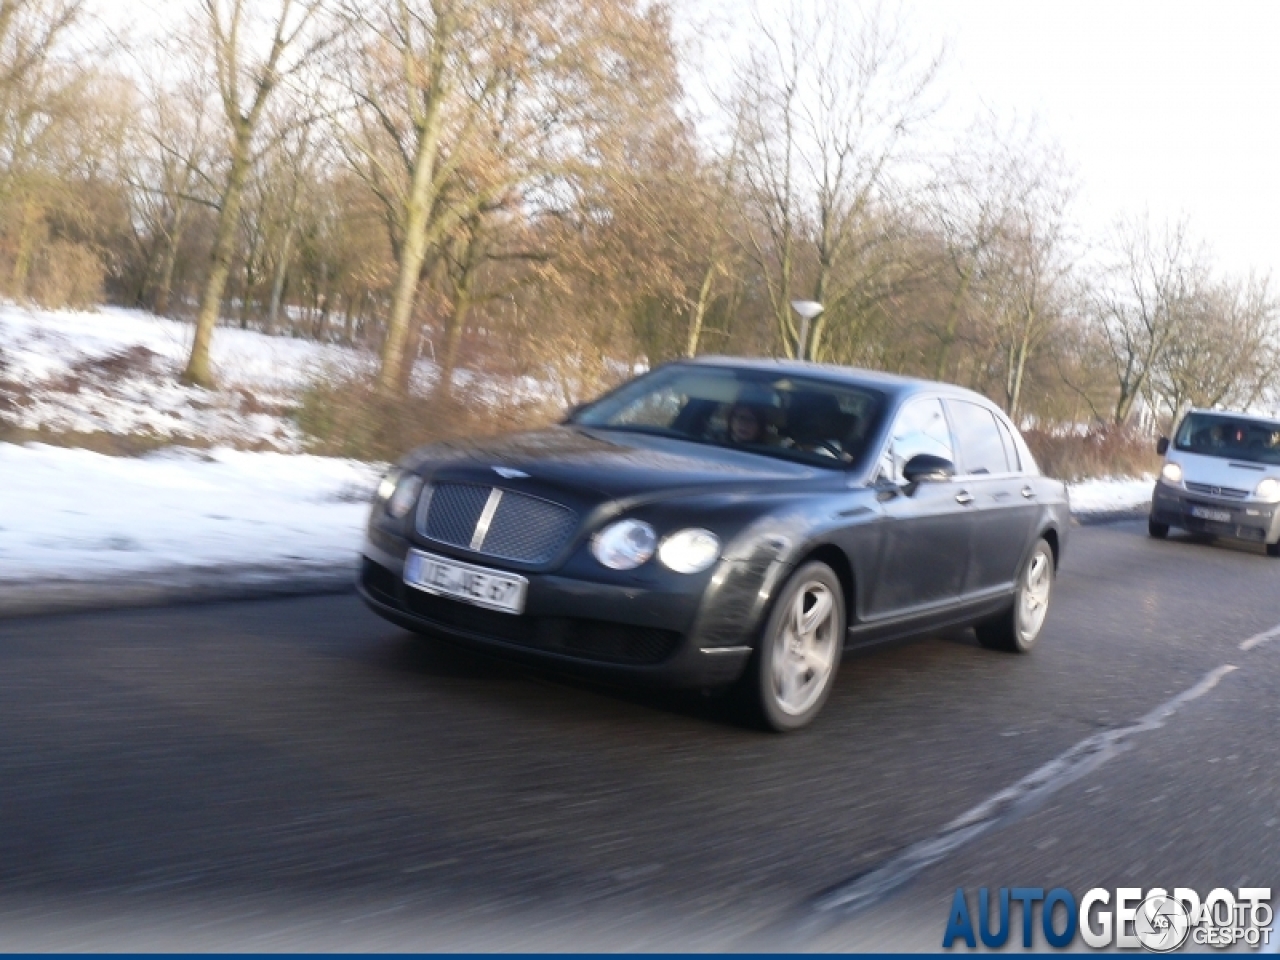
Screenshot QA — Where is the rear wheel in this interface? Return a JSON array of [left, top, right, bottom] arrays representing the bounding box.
[[1148, 518, 1170, 539], [742, 561, 844, 732], [977, 539, 1054, 653]]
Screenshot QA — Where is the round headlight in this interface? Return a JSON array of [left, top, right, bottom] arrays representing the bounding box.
[[658, 528, 721, 574], [1256, 477, 1280, 502], [1161, 462, 1183, 485], [591, 519, 657, 570], [376, 469, 401, 501], [386, 473, 423, 519]]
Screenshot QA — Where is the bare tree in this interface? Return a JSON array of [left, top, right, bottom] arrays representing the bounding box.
[[734, 0, 939, 361], [1095, 216, 1207, 426], [181, 0, 327, 387]]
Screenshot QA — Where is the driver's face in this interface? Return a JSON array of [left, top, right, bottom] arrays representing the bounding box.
[[730, 408, 760, 443]]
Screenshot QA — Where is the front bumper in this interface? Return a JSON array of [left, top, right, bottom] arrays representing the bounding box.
[[356, 537, 759, 690], [1151, 480, 1280, 545]]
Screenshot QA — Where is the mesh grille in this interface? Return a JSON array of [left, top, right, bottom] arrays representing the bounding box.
[[481, 493, 578, 563], [418, 484, 578, 563], [421, 484, 491, 547], [1186, 482, 1249, 500]]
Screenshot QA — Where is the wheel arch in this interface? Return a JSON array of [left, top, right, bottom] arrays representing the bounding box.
[[795, 542, 856, 623]]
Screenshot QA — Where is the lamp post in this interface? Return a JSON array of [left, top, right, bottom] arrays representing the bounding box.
[[790, 300, 824, 361]]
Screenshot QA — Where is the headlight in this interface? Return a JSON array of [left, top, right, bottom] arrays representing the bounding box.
[[376, 469, 401, 501], [1256, 477, 1280, 502], [591, 519, 657, 570], [658, 528, 721, 574], [386, 473, 424, 519], [1161, 462, 1183, 485]]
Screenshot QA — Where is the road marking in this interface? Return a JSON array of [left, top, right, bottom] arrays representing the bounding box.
[[807, 664, 1239, 919], [1240, 623, 1280, 651]]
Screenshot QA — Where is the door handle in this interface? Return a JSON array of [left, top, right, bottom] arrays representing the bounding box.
[[1021, 486, 1036, 499], [955, 490, 974, 505]]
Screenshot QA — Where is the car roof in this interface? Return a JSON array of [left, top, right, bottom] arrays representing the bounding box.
[[679, 356, 1000, 408], [1186, 407, 1279, 420]]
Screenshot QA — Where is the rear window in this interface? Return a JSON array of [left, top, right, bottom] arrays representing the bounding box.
[[1174, 412, 1280, 466]]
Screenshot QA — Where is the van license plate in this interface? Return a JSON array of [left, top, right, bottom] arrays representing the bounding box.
[[403, 550, 527, 614], [1190, 506, 1231, 523]]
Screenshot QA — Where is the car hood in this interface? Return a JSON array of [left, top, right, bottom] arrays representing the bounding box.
[[404, 426, 830, 503], [1168, 449, 1279, 493]]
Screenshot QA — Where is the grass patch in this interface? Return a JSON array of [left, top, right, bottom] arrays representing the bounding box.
[[297, 372, 560, 461], [1022, 426, 1161, 483]]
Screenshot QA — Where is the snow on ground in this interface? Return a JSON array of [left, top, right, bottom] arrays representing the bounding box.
[[0, 443, 381, 582], [0, 302, 557, 453], [1066, 476, 1153, 514], [0, 302, 358, 451]]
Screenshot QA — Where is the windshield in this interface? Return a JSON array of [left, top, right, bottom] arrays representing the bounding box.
[[1174, 412, 1280, 466], [572, 365, 885, 468]]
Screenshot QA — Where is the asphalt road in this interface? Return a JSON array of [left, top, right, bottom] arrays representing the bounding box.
[[1, 519, 1278, 950]]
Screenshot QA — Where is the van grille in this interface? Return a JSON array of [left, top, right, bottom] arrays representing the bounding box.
[[1185, 481, 1249, 500]]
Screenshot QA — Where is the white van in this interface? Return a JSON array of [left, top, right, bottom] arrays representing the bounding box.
[[1150, 409, 1280, 556]]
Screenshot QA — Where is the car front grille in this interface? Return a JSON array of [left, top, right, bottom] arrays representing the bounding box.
[[417, 483, 577, 564], [401, 589, 682, 665], [1185, 481, 1249, 500]]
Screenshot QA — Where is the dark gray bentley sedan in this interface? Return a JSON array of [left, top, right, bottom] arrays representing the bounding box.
[[359, 359, 1070, 730]]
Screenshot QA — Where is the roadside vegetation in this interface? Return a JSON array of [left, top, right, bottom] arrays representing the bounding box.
[[1, 0, 1277, 475]]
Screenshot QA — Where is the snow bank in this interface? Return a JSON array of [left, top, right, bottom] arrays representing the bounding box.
[[0, 443, 381, 583], [1065, 477, 1153, 515]]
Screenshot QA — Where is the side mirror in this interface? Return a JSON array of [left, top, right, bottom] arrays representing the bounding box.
[[1156, 436, 1169, 455], [903, 453, 956, 485]]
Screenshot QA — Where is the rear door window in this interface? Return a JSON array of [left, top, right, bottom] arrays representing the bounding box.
[[946, 400, 1010, 476]]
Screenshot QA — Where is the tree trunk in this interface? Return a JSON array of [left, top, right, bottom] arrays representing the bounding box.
[[266, 228, 292, 335], [685, 262, 716, 357], [183, 136, 252, 388]]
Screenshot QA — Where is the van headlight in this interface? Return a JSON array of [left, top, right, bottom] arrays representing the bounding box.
[[658, 528, 721, 573], [592, 519, 657, 570], [1255, 478, 1280, 502], [1161, 462, 1183, 485]]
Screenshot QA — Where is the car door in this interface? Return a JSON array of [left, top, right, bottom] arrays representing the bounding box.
[[864, 396, 973, 619], [944, 399, 1039, 597]]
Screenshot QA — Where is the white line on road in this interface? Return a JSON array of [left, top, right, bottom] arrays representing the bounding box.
[[1240, 623, 1280, 651], [810, 663, 1240, 917]]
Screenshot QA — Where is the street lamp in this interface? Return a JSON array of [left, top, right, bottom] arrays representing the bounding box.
[[790, 300, 824, 361]]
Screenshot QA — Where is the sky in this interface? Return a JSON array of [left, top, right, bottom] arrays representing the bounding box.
[[682, 0, 1280, 278]]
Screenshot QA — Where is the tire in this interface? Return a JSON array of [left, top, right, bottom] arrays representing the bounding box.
[[977, 539, 1054, 653], [1148, 518, 1170, 539], [741, 561, 845, 732], [1267, 541, 1280, 558]]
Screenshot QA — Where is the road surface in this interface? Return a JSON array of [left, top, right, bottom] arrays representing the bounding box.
[[1, 519, 1276, 949]]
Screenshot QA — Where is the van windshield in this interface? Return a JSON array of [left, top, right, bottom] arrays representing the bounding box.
[[1174, 412, 1280, 466]]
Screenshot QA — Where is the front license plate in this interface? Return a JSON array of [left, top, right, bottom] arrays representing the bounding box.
[[403, 550, 528, 614], [1190, 505, 1232, 523]]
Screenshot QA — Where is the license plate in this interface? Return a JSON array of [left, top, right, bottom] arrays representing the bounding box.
[[403, 550, 528, 614], [1190, 505, 1232, 523]]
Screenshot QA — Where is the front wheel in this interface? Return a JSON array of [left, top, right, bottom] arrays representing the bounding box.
[[1266, 541, 1280, 558], [742, 561, 845, 732], [977, 539, 1054, 653], [1148, 518, 1170, 539]]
